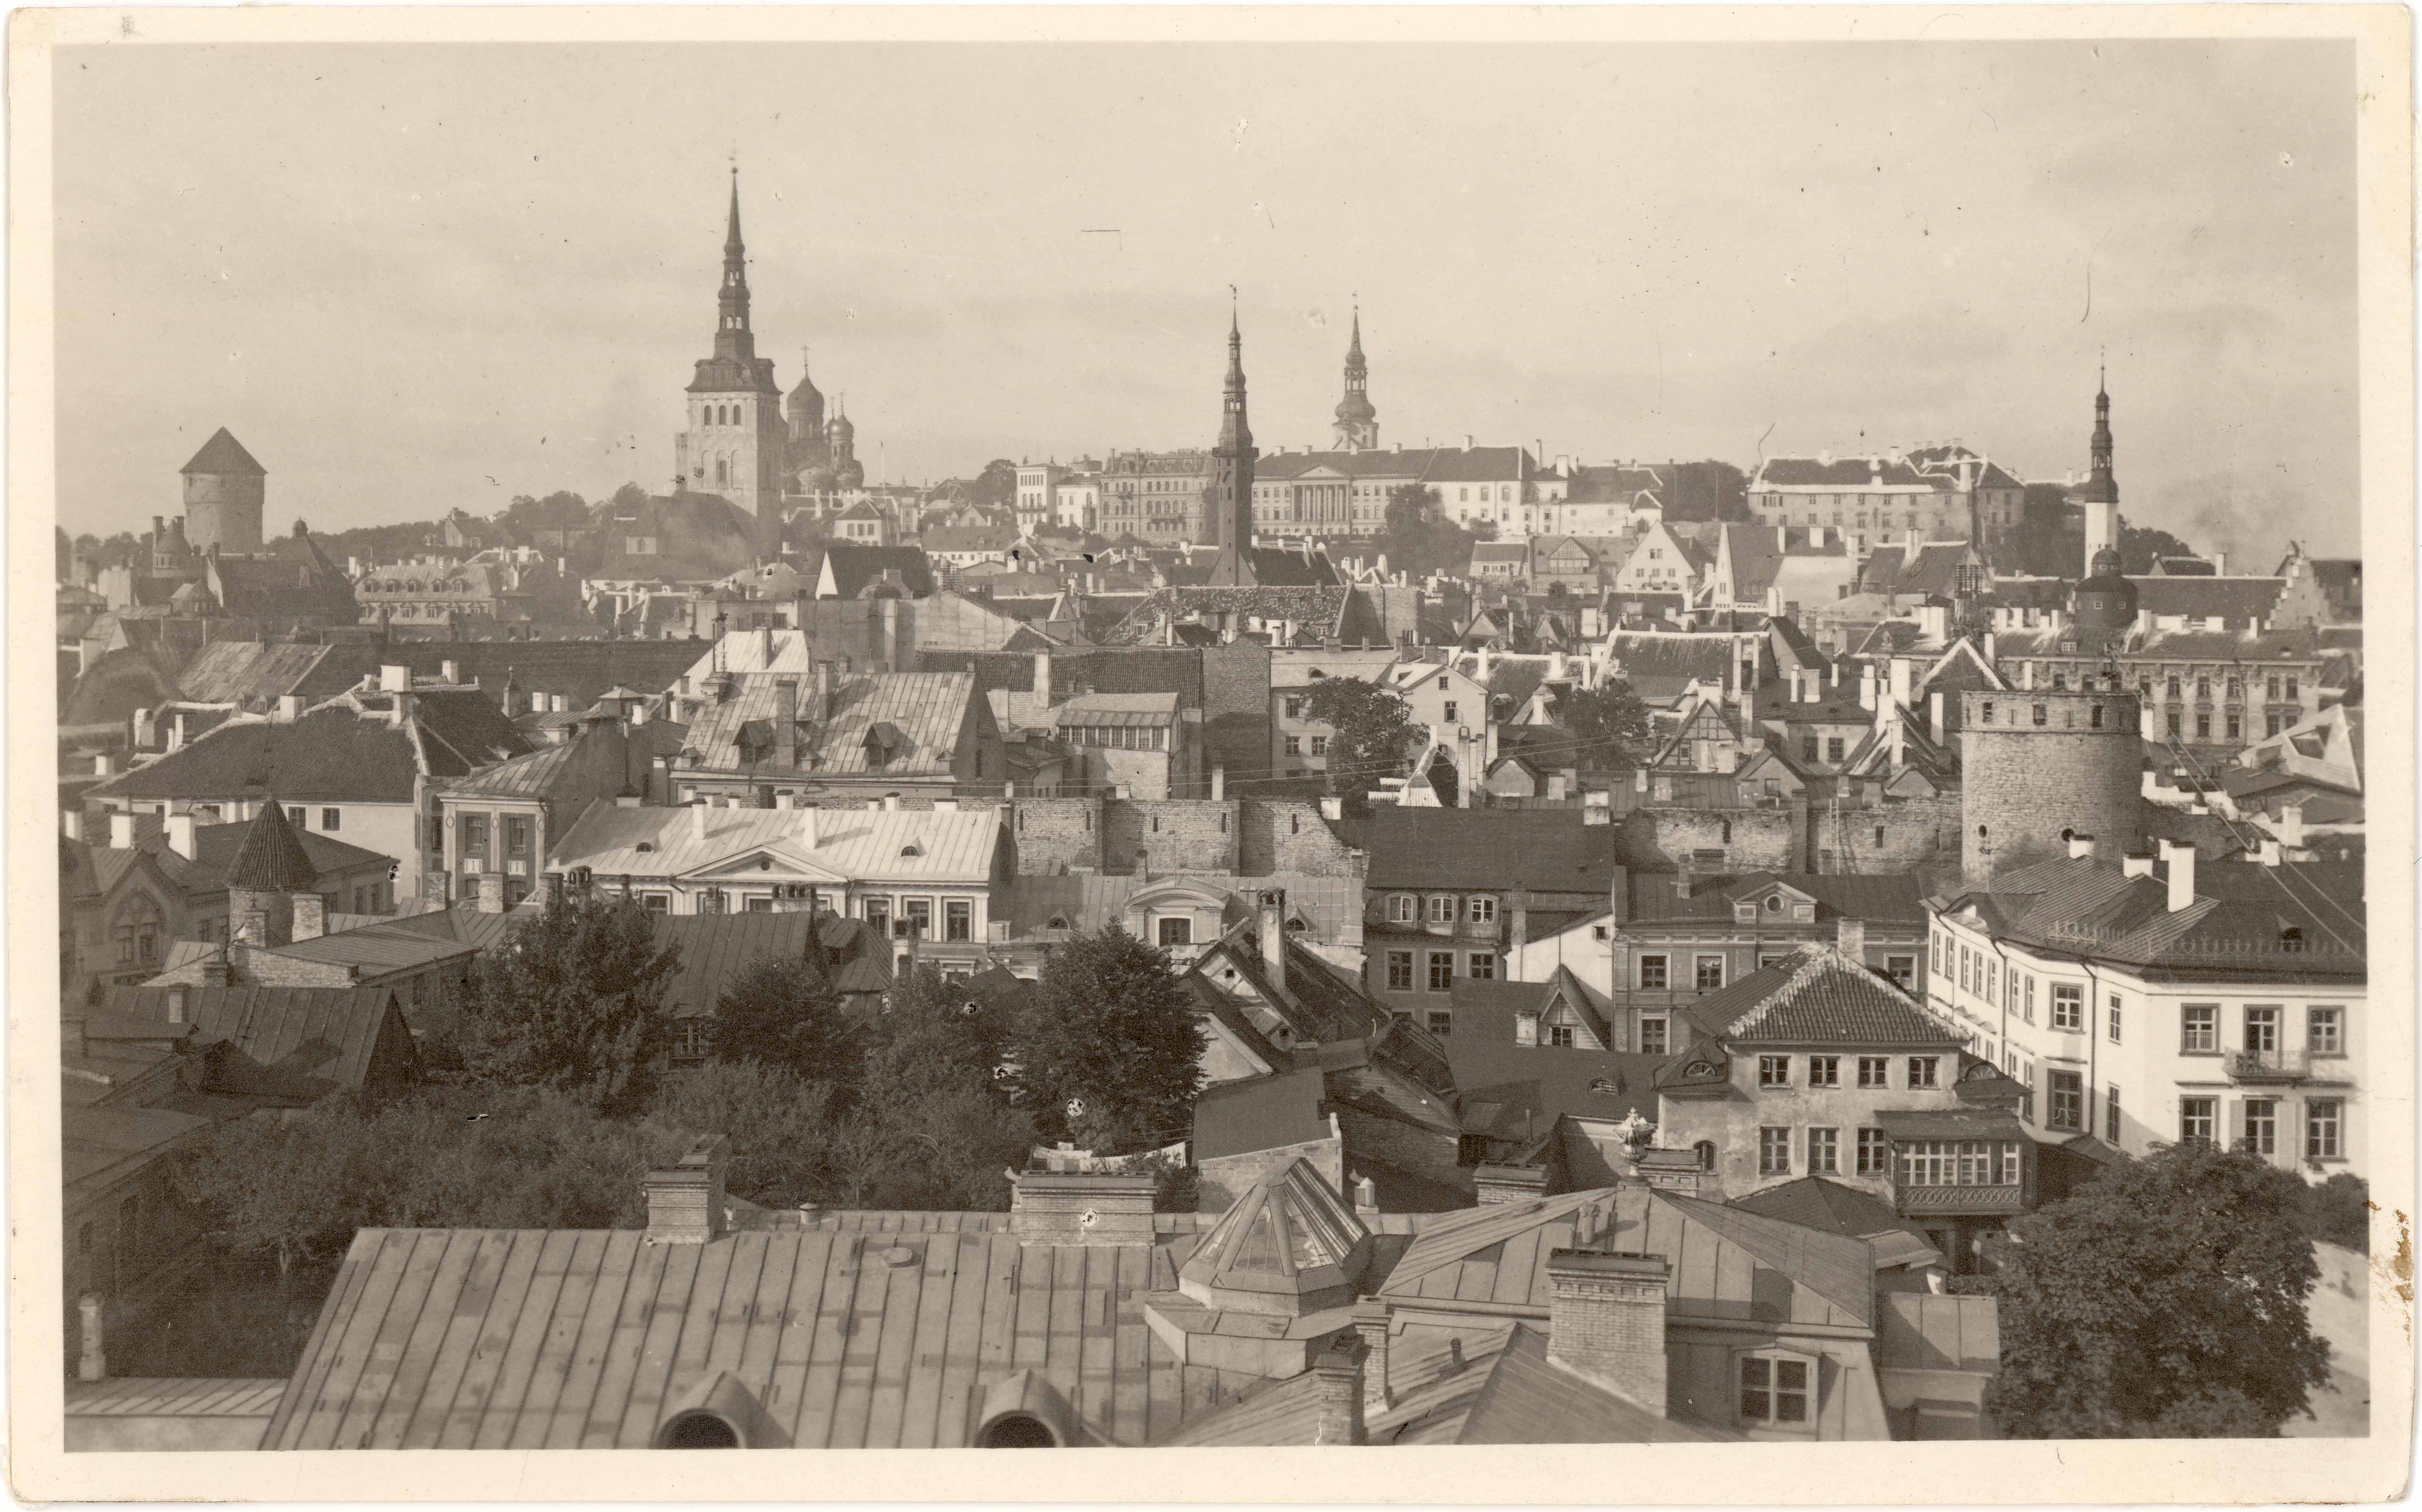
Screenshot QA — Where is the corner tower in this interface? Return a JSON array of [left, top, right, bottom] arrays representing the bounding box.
[[181, 428, 266, 555], [1205, 305, 1260, 587], [674, 168, 787, 542], [1960, 688, 2142, 885], [1331, 307, 1377, 452]]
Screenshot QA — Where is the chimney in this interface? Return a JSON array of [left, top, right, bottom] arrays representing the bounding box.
[[2278, 802, 2306, 849], [1258, 890, 1287, 990], [201, 951, 232, 988], [1007, 1168, 1157, 1246], [93, 752, 114, 777], [1508, 886, 1529, 965], [2122, 848, 2156, 879], [164, 813, 196, 861], [1889, 656, 1913, 712], [1514, 1005, 1540, 1046], [692, 800, 710, 841], [164, 983, 189, 1024], [290, 893, 326, 942], [2259, 837, 2283, 867], [1928, 690, 1945, 747], [643, 1136, 730, 1243], [77, 1293, 106, 1384], [882, 794, 901, 813], [1545, 1249, 1670, 1416], [1309, 1334, 1367, 1446], [441, 658, 461, 685], [1474, 1163, 1549, 1205], [2160, 838, 2197, 913], [1032, 650, 1052, 708], [61, 809, 82, 843], [2213, 551, 2228, 576], [379, 664, 412, 693], [475, 872, 508, 915], [1835, 916, 1867, 965], [797, 804, 819, 851], [1210, 765, 1224, 802], [774, 679, 800, 769], [2067, 832, 2098, 861], [1674, 861, 1693, 899], [1858, 665, 1876, 711], [813, 659, 834, 721], [273, 693, 302, 724], [109, 812, 134, 850], [544, 872, 566, 912], [1319, 795, 1343, 822], [1352, 1299, 1393, 1415]]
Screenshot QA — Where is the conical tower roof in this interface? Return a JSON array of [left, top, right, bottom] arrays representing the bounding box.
[[1179, 1155, 1369, 1316], [181, 427, 266, 477], [221, 798, 319, 892]]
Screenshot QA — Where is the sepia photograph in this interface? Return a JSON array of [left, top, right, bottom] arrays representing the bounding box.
[[9, 5, 2412, 1500]]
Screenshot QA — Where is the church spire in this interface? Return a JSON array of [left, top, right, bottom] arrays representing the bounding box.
[[2079, 354, 2117, 505], [1207, 298, 1260, 587], [1332, 301, 1378, 451], [714, 165, 755, 361]]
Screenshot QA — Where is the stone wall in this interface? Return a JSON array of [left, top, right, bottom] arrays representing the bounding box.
[[1104, 800, 1240, 875], [1240, 800, 1364, 877], [1007, 796, 1103, 874]]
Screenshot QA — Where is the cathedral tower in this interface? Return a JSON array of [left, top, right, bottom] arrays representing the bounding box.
[[1205, 306, 1260, 587], [1331, 307, 1377, 452], [2076, 364, 2119, 574], [674, 168, 786, 544]]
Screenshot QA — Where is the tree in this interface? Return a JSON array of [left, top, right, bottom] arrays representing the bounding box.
[[2118, 516, 2198, 574], [1664, 460, 1750, 523], [861, 963, 1007, 1101], [1298, 675, 1415, 816], [967, 459, 1020, 509], [2295, 1172, 2371, 1253], [1373, 483, 1479, 578], [1543, 681, 1654, 774], [1012, 928, 1204, 1143], [646, 1060, 843, 1208], [455, 890, 681, 1111], [712, 953, 857, 1084], [1973, 1140, 2331, 1438], [56, 526, 73, 582]]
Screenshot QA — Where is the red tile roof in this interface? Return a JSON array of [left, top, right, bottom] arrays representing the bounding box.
[[1681, 948, 1963, 1046]]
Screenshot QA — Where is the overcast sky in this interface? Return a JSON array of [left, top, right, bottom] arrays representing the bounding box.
[[55, 38, 2357, 564]]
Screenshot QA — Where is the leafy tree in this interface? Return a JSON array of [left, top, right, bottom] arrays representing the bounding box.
[[1012, 928, 1203, 1143], [498, 490, 592, 541], [57, 526, 73, 582], [1298, 674, 1415, 817], [1545, 680, 1655, 774], [967, 459, 1020, 509], [608, 481, 651, 513], [1973, 1140, 2331, 1438], [713, 953, 857, 1084], [2295, 1172, 2371, 1253], [646, 1060, 843, 1208], [862, 963, 1007, 1101], [2118, 516, 2198, 575], [1663, 460, 1750, 523], [455, 890, 681, 1112], [1374, 483, 1478, 579]]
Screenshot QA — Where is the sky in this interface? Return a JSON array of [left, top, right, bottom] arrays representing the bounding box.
[[54, 38, 2359, 565]]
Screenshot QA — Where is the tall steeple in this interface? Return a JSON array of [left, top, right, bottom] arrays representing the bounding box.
[[1331, 305, 1378, 451], [1206, 299, 1261, 587], [714, 166, 757, 363], [2079, 358, 2117, 505]]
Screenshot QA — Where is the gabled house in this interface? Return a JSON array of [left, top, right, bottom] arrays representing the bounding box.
[[671, 669, 1004, 803], [1651, 945, 2031, 1269], [96, 984, 422, 1102]]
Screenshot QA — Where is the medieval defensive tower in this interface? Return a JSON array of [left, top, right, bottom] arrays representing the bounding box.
[[1960, 687, 2142, 885]]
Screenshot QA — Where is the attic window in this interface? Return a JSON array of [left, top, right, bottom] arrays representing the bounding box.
[[636, 841, 656, 853], [901, 842, 924, 858], [1765, 895, 1783, 913], [1047, 914, 1070, 930], [660, 1412, 740, 1449], [1588, 1077, 1622, 1096]]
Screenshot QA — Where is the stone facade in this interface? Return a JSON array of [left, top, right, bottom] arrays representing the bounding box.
[[1960, 689, 2142, 884], [1240, 801, 1363, 877], [1008, 796, 1104, 875], [1104, 800, 1240, 876]]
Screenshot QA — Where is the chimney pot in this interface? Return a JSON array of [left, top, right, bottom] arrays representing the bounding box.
[[2067, 832, 2098, 861]]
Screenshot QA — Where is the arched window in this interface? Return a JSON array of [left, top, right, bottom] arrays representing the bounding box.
[[716, 457, 729, 487], [1693, 1140, 1718, 1170]]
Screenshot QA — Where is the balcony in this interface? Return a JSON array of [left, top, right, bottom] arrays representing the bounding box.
[[2226, 1047, 2313, 1085], [1894, 1183, 2028, 1218]]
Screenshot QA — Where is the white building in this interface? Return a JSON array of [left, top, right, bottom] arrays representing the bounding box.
[[1925, 840, 2367, 1181]]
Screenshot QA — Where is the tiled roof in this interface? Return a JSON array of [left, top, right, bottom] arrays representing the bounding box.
[[1561, 465, 1666, 507], [821, 543, 937, 599], [94, 698, 528, 804], [219, 801, 321, 890], [1361, 808, 1615, 893], [1754, 456, 1944, 490], [83, 812, 392, 902], [181, 427, 266, 476], [175, 642, 341, 708], [260, 1221, 1273, 1449], [2127, 576, 2286, 622], [99, 984, 409, 1092], [552, 802, 1004, 887], [682, 671, 979, 778], [1731, 1175, 1934, 1258], [1951, 855, 2365, 974], [1681, 948, 1962, 1046], [1441, 982, 1664, 1137]]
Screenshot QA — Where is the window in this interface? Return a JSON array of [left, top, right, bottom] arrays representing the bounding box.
[[2047, 1070, 2083, 1131], [946, 899, 972, 942], [863, 896, 891, 936], [1739, 1354, 1812, 1427], [1807, 1128, 1839, 1174], [1309, 735, 1328, 757], [320, 807, 341, 831], [2166, 709, 2182, 737], [1758, 1127, 1792, 1176], [1469, 896, 1496, 924], [1898, 1140, 2024, 1188], [2309, 1006, 2344, 1055], [1157, 916, 1192, 947], [1856, 1128, 1889, 1175], [671, 1020, 713, 1061], [1390, 894, 1416, 924], [1442, 701, 1458, 723], [460, 814, 490, 859], [1548, 1025, 1576, 1049], [1283, 696, 1304, 719], [1930, 932, 1943, 976], [1640, 1017, 1668, 1055], [2244, 1098, 2277, 1156], [1858, 1056, 1889, 1089], [1427, 952, 1455, 992], [504, 815, 533, 858], [2105, 1084, 2122, 1142], [1808, 1055, 1840, 1088], [2180, 1096, 2218, 1145], [2244, 1005, 2280, 1055], [1284, 735, 1301, 757], [1427, 1010, 1452, 1037], [1386, 951, 1413, 991], [1468, 952, 1495, 981], [1695, 955, 1725, 991], [1758, 1055, 1791, 1088], [1907, 1056, 1939, 1089], [2050, 984, 2083, 1031], [641, 892, 671, 913], [1427, 895, 1455, 925], [1984, 960, 1997, 1002], [1638, 955, 1668, 990], [1824, 737, 1845, 763], [901, 899, 933, 939], [2306, 1099, 2343, 1161], [2182, 1004, 2218, 1053]]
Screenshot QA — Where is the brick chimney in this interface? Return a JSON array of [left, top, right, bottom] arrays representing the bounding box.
[[290, 892, 326, 942], [1474, 1163, 1549, 1205], [1308, 1334, 1367, 1445], [643, 1136, 729, 1243], [476, 871, 508, 915], [1007, 1169, 1156, 1247], [1258, 889, 1287, 991], [1545, 1249, 1670, 1415], [1351, 1298, 1393, 1415]]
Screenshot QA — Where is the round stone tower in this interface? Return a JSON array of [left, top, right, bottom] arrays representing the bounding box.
[[180, 427, 266, 555], [1960, 687, 2142, 885]]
